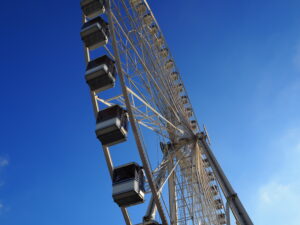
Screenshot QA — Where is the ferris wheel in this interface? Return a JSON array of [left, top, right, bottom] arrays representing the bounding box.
[[80, 0, 254, 225]]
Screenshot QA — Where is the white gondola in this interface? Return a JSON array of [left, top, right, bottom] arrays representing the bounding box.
[[80, 0, 105, 19], [80, 17, 109, 50], [220, 219, 226, 225], [164, 59, 174, 70], [85, 55, 116, 93], [130, 0, 142, 7], [143, 13, 153, 25], [159, 48, 168, 58], [149, 24, 158, 35], [218, 213, 226, 224], [95, 105, 128, 146], [135, 3, 147, 14], [177, 83, 184, 93], [210, 185, 218, 196], [112, 162, 145, 207], [181, 95, 188, 104], [185, 107, 193, 117], [137, 220, 162, 225], [155, 37, 164, 47], [171, 72, 179, 81], [202, 158, 210, 167], [214, 198, 223, 209], [191, 120, 197, 130], [207, 171, 215, 181]]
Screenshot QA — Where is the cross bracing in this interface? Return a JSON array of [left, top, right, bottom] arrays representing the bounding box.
[[80, 0, 254, 224]]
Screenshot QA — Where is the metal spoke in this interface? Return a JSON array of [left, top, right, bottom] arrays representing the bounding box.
[[80, 0, 254, 225]]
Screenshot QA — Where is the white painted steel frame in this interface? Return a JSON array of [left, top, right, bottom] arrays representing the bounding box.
[[106, 0, 169, 224], [81, 0, 253, 224], [198, 134, 254, 225]]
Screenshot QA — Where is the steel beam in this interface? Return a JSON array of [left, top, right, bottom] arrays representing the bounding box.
[[198, 134, 253, 225], [144, 168, 166, 222], [106, 1, 169, 224], [168, 156, 178, 225]]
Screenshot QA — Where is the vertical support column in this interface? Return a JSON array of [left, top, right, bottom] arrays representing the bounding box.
[[226, 200, 231, 225], [105, 1, 168, 224], [168, 156, 177, 225]]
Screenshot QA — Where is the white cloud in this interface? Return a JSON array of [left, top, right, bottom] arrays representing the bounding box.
[[293, 43, 300, 70], [0, 157, 8, 167], [0, 202, 4, 215], [278, 79, 300, 100], [0, 202, 9, 216], [0, 156, 8, 190], [256, 180, 300, 225], [253, 128, 300, 225], [259, 181, 291, 205], [0, 201, 11, 215]]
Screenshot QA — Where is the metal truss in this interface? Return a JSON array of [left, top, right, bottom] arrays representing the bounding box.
[[96, 87, 183, 138], [81, 0, 254, 225]]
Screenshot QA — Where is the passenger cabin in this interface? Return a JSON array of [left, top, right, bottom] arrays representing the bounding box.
[[171, 72, 179, 81], [202, 158, 209, 167], [155, 37, 164, 47], [185, 107, 193, 117], [181, 96, 188, 104], [160, 48, 169, 58], [95, 105, 128, 146], [220, 220, 226, 225], [136, 3, 147, 14], [80, 17, 109, 50], [178, 137, 190, 146], [207, 171, 215, 181], [218, 213, 226, 224], [149, 24, 158, 35], [137, 220, 162, 225], [85, 55, 116, 93], [80, 0, 105, 19], [177, 83, 184, 93], [214, 198, 223, 209], [130, 0, 142, 7], [164, 59, 174, 70], [143, 14, 153, 25], [210, 185, 218, 196], [191, 120, 197, 130], [112, 162, 145, 207]]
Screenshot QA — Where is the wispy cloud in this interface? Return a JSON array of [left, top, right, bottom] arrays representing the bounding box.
[[256, 180, 300, 225], [0, 157, 8, 167], [293, 43, 300, 71], [0, 202, 4, 215], [254, 128, 300, 225], [0, 156, 8, 191], [259, 181, 292, 205], [0, 156, 8, 216]]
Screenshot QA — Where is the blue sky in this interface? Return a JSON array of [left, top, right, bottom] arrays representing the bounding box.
[[0, 0, 300, 224]]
